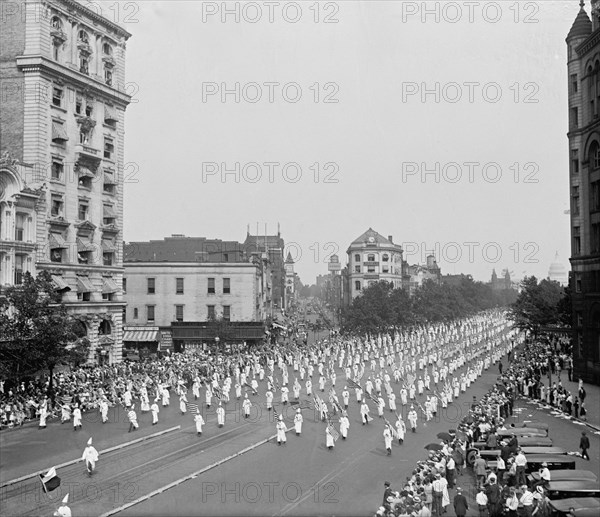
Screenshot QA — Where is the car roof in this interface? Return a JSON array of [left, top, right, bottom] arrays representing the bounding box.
[[529, 470, 598, 482], [549, 498, 600, 512], [547, 480, 600, 491]]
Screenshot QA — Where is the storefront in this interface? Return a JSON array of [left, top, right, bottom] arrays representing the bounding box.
[[122, 326, 160, 360], [171, 321, 266, 353]]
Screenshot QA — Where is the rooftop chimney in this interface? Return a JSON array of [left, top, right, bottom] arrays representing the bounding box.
[[388, 235, 393, 243]]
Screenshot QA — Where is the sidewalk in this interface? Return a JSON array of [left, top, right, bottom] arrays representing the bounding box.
[[553, 374, 600, 431]]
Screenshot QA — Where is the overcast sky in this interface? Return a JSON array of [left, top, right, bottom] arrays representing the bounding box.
[[117, 0, 577, 284]]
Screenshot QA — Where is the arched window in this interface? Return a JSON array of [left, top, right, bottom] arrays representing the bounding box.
[[99, 320, 112, 335], [589, 141, 600, 169]]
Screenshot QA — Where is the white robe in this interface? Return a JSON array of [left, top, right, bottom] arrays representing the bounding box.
[[151, 404, 159, 424], [339, 416, 349, 438], [294, 414, 303, 434], [276, 422, 287, 443], [216, 407, 225, 426], [383, 429, 393, 449], [326, 428, 335, 447], [82, 446, 99, 470], [194, 414, 205, 433], [73, 408, 82, 428]]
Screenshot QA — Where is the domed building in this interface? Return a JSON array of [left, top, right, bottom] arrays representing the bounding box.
[[548, 252, 568, 286]]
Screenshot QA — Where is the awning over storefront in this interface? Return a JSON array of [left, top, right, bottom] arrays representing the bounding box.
[[77, 166, 95, 178], [123, 328, 159, 342], [102, 239, 116, 252], [51, 275, 70, 291], [104, 104, 118, 123], [77, 238, 95, 252]]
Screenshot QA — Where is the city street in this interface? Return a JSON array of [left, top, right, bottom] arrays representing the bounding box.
[[1, 353, 507, 517]]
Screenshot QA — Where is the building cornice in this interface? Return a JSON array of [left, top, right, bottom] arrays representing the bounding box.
[[576, 28, 600, 57], [37, 262, 124, 274], [123, 262, 259, 269], [55, 0, 132, 39], [16, 55, 132, 108]]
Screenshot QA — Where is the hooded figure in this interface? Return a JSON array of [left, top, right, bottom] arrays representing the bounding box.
[[276, 415, 287, 445], [53, 494, 71, 517], [82, 437, 99, 476], [194, 409, 205, 435], [294, 408, 303, 435]]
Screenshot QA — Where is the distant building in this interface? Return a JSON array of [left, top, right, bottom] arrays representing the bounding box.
[[566, 0, 600, 383], [442, 273, 473, 286], [346, 228, 405, 300], [123, 235, 272, 352], [284, 251, 297, 308], [405, 254, 442, 294], [490, 269, 512, 290], [548, 252, 569, 286], [243, 227, 285, 310]]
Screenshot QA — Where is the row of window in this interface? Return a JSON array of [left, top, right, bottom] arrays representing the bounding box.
[[569, 65, 600, 129], [353, 253, 391, 262], [571, 182, 600, 216], [50, 15, 116, 85], [144, 277, 231, 295], [51, 159, 117, 195], [129, 305, 231, 323], [50, 194, 117, 225], [572, 222, 600, 255], [571, 145, 600, 175], [0, 253, 33, 285], [354, 265, 392, 273]]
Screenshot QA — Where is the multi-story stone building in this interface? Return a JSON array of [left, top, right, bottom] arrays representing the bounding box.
[[0, 0, 133, 364], [346, 228, 406, 300], [566, 0, 600, 384], [123, 236, 271, 352]]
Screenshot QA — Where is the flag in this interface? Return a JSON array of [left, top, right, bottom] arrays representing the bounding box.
[[327, 422, 340, 442], [272, 405, 279, 420], [244, 382, 257, 395], [39, 467, 61, 493], [186, 402, 199, 413]]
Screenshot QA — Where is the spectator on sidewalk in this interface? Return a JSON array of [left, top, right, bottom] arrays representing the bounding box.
[[475, 487, 488, 517], [453, 487, 468, 517]]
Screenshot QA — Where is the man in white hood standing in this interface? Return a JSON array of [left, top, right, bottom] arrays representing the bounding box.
[[82, 437, 99, 477]]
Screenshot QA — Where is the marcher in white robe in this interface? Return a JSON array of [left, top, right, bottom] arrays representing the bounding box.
[[192, 380, 201, 400], [61, 404, 71, 423], [150, 402, 159, 424], [293, 380, 301, 399], [216, 403, 225, 427], [294, 409, 303, 435], [280, 386, 289, 404], [339, 412, 350, 439], [39, 405, 48, 429], [360, 400, 371, 424], [388, 392, 397, 412], [54, 494, 71, 517], [305, 379, 312, 396], [408, 406, 418, 432], [205, 386, 212, 408], [179, 393, 188, 415], [276, 416, 287, 445], [341, 387, 350, 409], [127, 406, 139, 432], [194, 410, 205, 435], [383, 425, 393, 455], [161, 387, 170, 407], [326, 425, 335, 450], [242, 395, 251, 418], [395, 417, 406, 444], [400, 388, 408, 406], [355, 386, 363, 403], [73, 405, 82, 430], [99, 399, 109, 423], [377, 396, 385, 417], [123, 390, 132, 408], [82, 438, 99, 476]]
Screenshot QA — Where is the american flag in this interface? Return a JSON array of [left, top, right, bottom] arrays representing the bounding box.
[[327, 422, 340, 442], [186, 402, 199, 413]]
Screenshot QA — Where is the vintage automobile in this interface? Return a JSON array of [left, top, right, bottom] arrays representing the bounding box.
[[520, 421, 550, 431], [528, 469, 597, 484], [545, 481, 600, 500], [521, 447, 566, 455], [525, 455, 576, 472], [497, 428, 548, 438], [549, 497, 600, 516]]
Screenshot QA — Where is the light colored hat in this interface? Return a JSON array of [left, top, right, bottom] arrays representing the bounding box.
[[279, 415, 283, 420], [536, 486, 544, 494], [87, 437, 92, 445], [62, 494, 69, 504], [541, 462, 548, 466], [296, 408, 301, 413]]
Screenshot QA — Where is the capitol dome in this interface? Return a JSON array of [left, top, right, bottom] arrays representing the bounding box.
[[548, 252, 568, 286]]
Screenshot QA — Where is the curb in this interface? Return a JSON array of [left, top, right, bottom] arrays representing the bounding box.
[[0, 425, 181, 488]]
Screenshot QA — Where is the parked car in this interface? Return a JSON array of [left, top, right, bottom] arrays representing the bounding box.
[[525, 455, 576, 472], [528, 470, 597, 484], [549, 497, 600, 516], [545, 480, 600, 500]]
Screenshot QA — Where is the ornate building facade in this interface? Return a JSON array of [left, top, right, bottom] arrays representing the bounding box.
[[566, 0, 600, 384], [0, 0, 133, 364]]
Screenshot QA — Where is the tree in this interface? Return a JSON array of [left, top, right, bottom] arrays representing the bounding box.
[[508, 276, 568, 337], [0, 271, 89, 400]]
